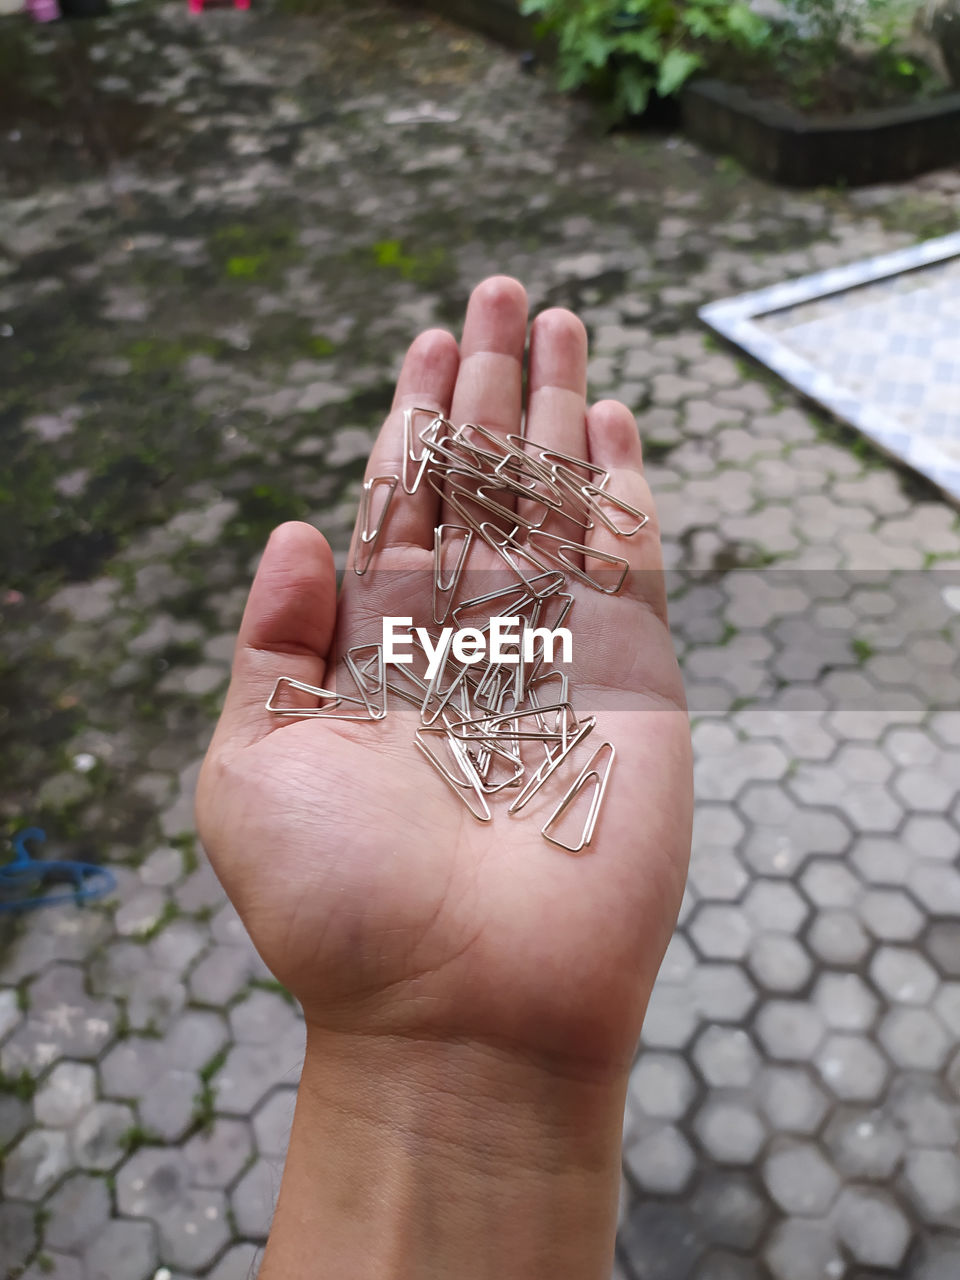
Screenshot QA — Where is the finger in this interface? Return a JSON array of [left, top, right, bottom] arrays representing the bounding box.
[[585, 400, 668, 622], [347, 328, 459, 567], [213, 521, 338, 750], [443, 276, 528, 527], [520, 308, 588, 552]]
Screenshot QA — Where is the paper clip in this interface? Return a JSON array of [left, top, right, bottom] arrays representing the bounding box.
[[414, 727, 491, 823], [508, 715, 596, 814], [541, 742, 615, 853], [526, 530, 629, 595], [355, 475, 398, 576], [433, 524, 473, 625]]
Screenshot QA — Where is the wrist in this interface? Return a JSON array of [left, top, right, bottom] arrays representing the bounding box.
[[261, 1025, 628, 1280]]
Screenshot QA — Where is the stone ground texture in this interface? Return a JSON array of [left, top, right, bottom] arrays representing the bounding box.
[[2, 1, 960, 1277]]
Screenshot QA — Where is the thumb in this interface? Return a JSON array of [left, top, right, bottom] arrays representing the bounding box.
[[211, 520, 338, 751]]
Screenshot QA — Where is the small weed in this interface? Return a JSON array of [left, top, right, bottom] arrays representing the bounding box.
[[136, 899, 180, 941], [851, 637, 874, 664], [0, 1069, 36, 1102], [193, 1047, 228, 1129], [171, 834, 199, 876], [121, 1124, 160, 1153], [251, 977, 297, 1007]]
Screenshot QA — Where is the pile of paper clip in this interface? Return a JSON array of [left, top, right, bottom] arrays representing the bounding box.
[[266, 409, 649, 853]]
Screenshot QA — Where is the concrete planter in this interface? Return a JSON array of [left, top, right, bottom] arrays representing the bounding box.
[[680, 77, 960, 187]]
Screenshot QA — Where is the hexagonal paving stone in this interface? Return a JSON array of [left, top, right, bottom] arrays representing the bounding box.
[[626, 1054, 697, 1123], [871, 946, 939, 1003], [927, 924, 960, 977], [0, 1201, 38, 1275], [747, 935, 811, 993], [157, 1187, 231, 1271], [806, 910, 871, 966], [163, 1009, 231, 1071], [693, 1026, 760, 1088], [117, 1147, 190, 1218], [757, 1067, 829, 1136], [125, 969, 187, 1033], [33, 1060, 97, 1128], [914, 1237, 960, 1280], [834, 1186, 912, 1268], [859, 888, 924, 941], [694, 1100, 766, 1165], [909, 863, 960, 916], [138, 1068, 200, 1143], [763, 1140, 839, 1215], [689, 905, 752, 961], [188, 945, 258, 1006], [229, 988, 302, 1046], [764, 1219, 844, 1280], [184, 1116, 254, 1186], [618, 1200, 705, 1280], [823, 1105, 904, 1179], [800, 860, 860, 909], [640, 983, 700, 1050], [624, 1123, 696, 1194], [1, 964, 117, 1074], [83, 1218, 158, 1280], [851, 835, 912, 887], [816, 1033, 889, 1101], [894, 766, 955, 812], [215, 1040, 306, 1116], [2, 1127, 70, 1199], [742, 880, 808, 933], [904, 1148, 960, 1225], [755, 1001, 825, 1061], [690, 1171, 770, 1251], [888, 1075, 960, 1147], [72, 1100, 135, 1171], [879, 1007, 951, 1070], [99, 1036, 168, 1098], [903, 815, 960, 862], [935, 982, 960, 1036], [231, 1156, 281, 1239], [812, 972, 878, 1032], [739, 794, 850, 879], [150, 920, 209, 975], [691, 965, 757, 1023], [832, 742, 893, 784], [44, 1172, 112, 1251]]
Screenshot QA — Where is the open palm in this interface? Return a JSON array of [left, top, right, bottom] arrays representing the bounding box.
[[196, 277, 692, 1081]]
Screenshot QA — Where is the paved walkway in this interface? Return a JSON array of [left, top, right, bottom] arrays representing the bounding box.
[[1, 3, 960, 1277]]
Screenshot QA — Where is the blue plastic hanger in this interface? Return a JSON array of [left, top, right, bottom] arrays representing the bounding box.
[[0, 828, 116, 912]]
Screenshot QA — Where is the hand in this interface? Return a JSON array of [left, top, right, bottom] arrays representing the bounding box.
[[196, 276, 692, 1279], [197, 275, 691, 1074]]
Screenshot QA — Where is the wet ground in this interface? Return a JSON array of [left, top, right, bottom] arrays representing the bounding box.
[[1, 2, 960, 1277]]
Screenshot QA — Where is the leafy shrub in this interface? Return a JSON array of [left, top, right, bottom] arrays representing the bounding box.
[[520, 0, 770, 118]]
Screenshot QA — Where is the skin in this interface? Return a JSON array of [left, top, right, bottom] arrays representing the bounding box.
[[196, 276, 693, 1279]]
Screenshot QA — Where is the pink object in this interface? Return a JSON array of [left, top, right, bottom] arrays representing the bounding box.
[[27, 0, 59, 21]]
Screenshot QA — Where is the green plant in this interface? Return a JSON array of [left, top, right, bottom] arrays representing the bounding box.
[[520, 0, 769, 118], [788, 0, 901, 69]]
